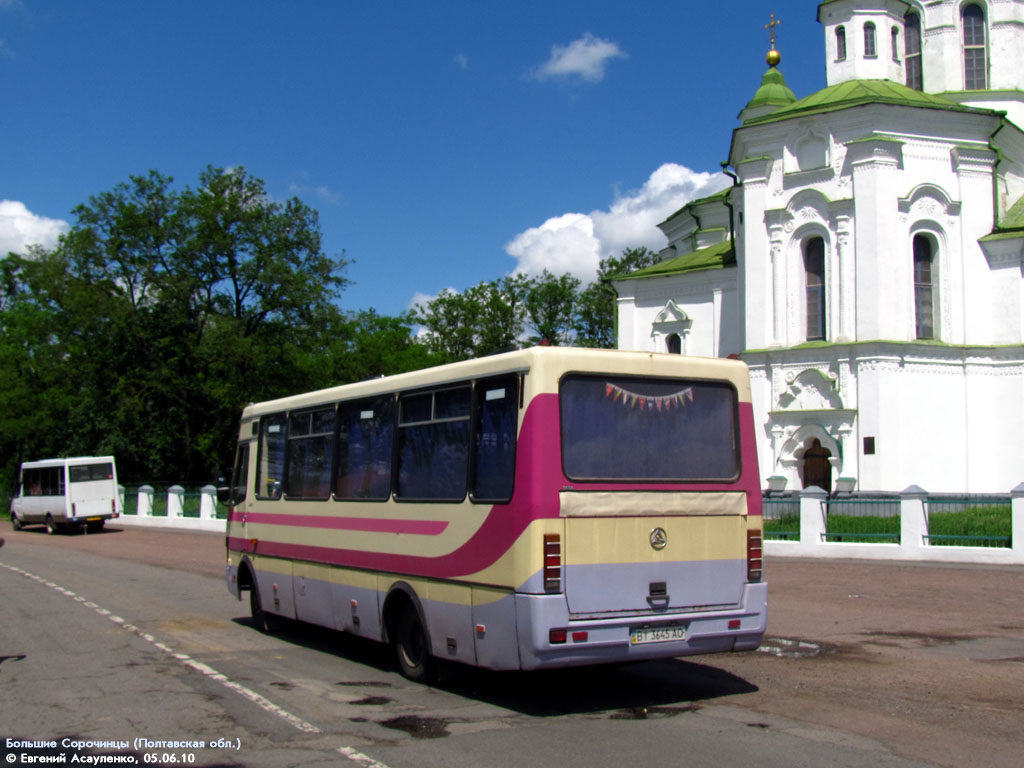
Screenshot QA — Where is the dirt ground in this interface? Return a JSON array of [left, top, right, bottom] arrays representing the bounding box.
[[4, 523, 1023, 767]]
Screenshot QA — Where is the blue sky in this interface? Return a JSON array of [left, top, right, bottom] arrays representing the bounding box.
[[1, 0, 826, 317]]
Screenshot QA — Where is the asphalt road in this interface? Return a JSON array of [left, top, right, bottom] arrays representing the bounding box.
[[1, 524, 1022, 767]]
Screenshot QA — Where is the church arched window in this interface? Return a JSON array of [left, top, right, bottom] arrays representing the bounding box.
[[864, 22, 877, 58], [891, 26, 900, 61], [804, 237, 826, 341], [836, 26, 847, 61], [666, 333, 681, 354], [962, 3, 988, 90], [905, 10, 923, 90], [913, 234, 936, 340]]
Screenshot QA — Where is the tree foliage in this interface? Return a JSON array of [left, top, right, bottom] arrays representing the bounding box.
[[414, 247, 658, 361], [1, 166, 405, 495]]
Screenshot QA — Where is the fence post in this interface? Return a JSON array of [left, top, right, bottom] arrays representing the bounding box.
[[137, 485, 154, 517], [800, 486, 827, 549], [901, 485, 928, 553], [168, 485, 185, 518], [1011, 483, 1024, 557], [117, 485, 125, 515], [200, 485, 218, 520]]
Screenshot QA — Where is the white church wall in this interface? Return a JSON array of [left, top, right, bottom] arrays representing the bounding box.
[[614, 271, 739, 358]]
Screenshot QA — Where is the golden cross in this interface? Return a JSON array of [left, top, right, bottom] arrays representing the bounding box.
[[765, 12, 782, 48]]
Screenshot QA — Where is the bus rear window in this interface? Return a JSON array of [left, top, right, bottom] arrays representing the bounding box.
[[560, 375, 739, 482], [69, 463, 114, 482]]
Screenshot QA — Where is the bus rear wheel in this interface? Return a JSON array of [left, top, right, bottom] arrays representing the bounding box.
[[394, 604, 436, 683]]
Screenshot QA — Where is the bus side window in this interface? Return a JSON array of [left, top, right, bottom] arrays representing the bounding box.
[[287, 407, 335, 500], [256, 413, 287, 499], [336, 396, 395, 501], [471, 375, 518, 503], [396, 386, 471, 501]]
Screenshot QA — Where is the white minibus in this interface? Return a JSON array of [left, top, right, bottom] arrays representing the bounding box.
[[10, 457, 122, 534]]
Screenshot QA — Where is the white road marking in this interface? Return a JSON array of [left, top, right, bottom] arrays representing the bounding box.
[[337, 746, 395, 768], [0, 561, 321, 735]]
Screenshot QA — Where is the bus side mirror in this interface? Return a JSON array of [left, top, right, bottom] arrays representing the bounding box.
[[216, 475, 231, 505]]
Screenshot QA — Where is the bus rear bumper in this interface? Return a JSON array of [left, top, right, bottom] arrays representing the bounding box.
[[515, 582, 767, 671]]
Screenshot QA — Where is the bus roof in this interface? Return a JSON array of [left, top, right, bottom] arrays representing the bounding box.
[[242, 347, 752, 419], [19, 456, 117, 468]]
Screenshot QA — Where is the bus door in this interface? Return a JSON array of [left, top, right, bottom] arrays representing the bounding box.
[[67, 461, 115, 519]]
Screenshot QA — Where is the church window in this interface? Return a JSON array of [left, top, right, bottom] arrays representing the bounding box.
[[913, 234, 936, 340], [836, 26, 847, 61], [666, 333, 681, 355], [804, 237, 826, 341], [905, 11, 923, 90], [962, 4, 988, 90], [864, 22, 877, 58], [891, 26, 900, 61]]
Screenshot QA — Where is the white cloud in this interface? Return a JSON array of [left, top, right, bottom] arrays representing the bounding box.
[[288, 181, 340, 205], [0, 200, 68, 256], [505, 163, 730, 281], [532, 33, 626, 83], [454, 53, 469, 70]]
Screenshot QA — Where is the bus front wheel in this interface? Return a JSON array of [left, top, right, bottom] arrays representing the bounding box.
[[45, 515, 58, 535], [394, 604, 436, 683], [11, 513, 22, 531]]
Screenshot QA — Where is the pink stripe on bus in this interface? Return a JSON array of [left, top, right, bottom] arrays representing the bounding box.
[[232, 510, 449, 536]]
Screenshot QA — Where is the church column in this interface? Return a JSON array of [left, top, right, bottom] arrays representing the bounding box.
[[847, 137, 903, 340], [832, 207, 854, 342]]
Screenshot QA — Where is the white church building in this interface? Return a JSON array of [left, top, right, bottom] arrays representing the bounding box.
[[614, 0, 1024, 494]]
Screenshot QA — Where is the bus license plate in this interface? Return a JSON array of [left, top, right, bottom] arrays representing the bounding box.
[[630, 626, 685, 645]]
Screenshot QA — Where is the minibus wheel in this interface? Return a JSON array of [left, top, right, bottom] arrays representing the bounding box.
[[249, 577, 270, 632], [45, 514, 58, 535], [394, 603, 435, 683], [10, 513, 22, 531]]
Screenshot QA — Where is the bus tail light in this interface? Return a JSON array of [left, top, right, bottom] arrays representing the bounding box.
[[543, 534, 561, 592], [747, 530, 763, 583]]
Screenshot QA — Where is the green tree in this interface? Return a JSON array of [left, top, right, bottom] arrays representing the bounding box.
[[0, 166, 349, 484], [523, 269, 580, 346], [414, 274, 531, 362], [575, 246, 659, 348]]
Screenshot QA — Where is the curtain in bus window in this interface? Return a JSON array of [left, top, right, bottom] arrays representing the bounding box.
[[287, 407, 335, 499], [560, 375, 739, 481], [336, 396, 395, 500], [257, 413, 287, 499], [472, 377, 517, 501]]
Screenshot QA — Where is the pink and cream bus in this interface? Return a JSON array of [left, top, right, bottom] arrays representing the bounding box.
[[223, 347, 765, 681]]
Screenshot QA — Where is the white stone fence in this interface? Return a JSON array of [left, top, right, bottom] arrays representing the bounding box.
[[114, 482, 1024, 566], [116, 485, 226, 533], [764, 485, 1024, 565]]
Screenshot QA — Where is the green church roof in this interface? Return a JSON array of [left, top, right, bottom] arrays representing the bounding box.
[[744, 66, 797, 111], [742, 79, 998, 126], [616, 239, 736, 281], [980, 193, 1024, 242]]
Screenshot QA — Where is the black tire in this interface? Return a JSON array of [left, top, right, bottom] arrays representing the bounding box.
[[249, 576, 271, 632], [11, 513, 22, 531], [45, 514, 58, 536], [248, 574, 284, 633], [394, 603, 436, 683]]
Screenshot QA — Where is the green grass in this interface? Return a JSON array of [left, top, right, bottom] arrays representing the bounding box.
[[824, 513, 900, 543], [926, 505, 1011, 547]]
